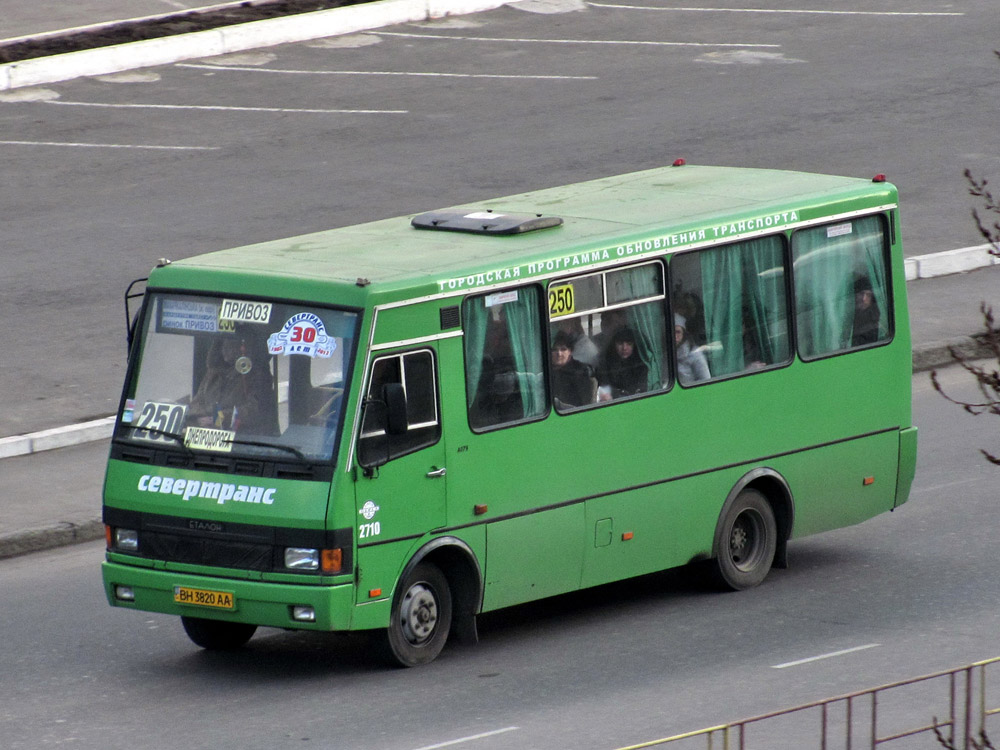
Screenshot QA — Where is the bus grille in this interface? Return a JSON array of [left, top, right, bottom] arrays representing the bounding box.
[[140, 531, 274, 571]]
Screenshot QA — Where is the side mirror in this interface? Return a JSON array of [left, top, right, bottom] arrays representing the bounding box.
[[358, 383, 408, 473]]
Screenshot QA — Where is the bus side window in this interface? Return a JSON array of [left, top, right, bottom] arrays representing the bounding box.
[[792, 215, 892, 359], [547, 261, 670, 410], [463, 286, 547, 430], [671, 235, 791, 383], [358, 350, 440, 465]]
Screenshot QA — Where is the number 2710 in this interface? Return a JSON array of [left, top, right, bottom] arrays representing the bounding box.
[[359, 522, 381, 539]]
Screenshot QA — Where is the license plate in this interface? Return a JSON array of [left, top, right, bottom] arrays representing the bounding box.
[[173, 586, 235, 610]]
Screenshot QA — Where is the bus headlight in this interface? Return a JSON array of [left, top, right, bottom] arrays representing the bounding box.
[[114, 529, 139, 552], [284, 548, 319, 570]]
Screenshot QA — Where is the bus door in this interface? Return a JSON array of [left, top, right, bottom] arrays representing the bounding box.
[[354, 348, 447, 585]]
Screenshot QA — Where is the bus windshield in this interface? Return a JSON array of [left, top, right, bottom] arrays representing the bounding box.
[[119, 293, 359, 462]]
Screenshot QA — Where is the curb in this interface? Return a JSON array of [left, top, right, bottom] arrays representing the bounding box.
[[905, 243, 998, 281], [0, 416, 115, 460], [0, 0, 507, 91], [0, 520, 105, 561]]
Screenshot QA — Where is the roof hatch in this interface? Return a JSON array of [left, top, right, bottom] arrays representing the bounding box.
[[411, 209, 563, 235]]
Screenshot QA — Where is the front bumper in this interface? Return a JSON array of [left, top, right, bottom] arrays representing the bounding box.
[[102, 560, 355, 631]]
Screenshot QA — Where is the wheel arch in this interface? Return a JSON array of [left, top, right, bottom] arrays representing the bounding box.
[[398, 536, 483, 645], [713, 468, 794, 569]]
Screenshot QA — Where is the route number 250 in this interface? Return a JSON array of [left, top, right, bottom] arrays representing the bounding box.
[[548, 284, 575, 318]]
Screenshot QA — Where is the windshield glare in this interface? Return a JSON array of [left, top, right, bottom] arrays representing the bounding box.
[[120, 294, 358, 462]]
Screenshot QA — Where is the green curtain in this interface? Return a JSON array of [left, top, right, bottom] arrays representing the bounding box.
[[742, 236, 789, 364], [463, 287, 545, 421], [609, 264, 666, 389], [793, 216, 889, 357], [700, 237, 787, 377], [623, 265, 666, 391], [701, 247, 744, 376], [854, 216, 890, 340], [625, 304, 665, 389], [462, 298, 488, 408], [792, 226, 853, 357], [504, 287, 547, 418]]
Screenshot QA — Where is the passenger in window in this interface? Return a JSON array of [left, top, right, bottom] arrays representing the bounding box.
[[593, 307, 627, 354], [674, 314, 711, 384], [598, 328, 648, 400], [852, 275, 881, 346], [190, 336, 273, 433], [673, 288, 707, 347], [473, 352, 524, 425], [550, 331, 595, 408], [554, 317, 600, 368]]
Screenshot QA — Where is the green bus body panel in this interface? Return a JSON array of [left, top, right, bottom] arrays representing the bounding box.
[[104, 164, 915, 640], [484, 507, 586, 611], [446, 347, 906, 610], [372, 304, 451, 347], [104, 459, 330, 529]]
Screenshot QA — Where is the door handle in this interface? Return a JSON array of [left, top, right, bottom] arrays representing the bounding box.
[[426, 467, 447, 478]]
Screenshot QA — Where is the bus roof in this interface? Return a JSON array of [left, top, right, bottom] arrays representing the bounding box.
[[154, 164, 897, 305]]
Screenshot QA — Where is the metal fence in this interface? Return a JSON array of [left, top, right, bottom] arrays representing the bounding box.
[[619, 657, 1000, 750]]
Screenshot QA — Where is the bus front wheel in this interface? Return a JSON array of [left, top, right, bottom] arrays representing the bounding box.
[[384, 562, 452, 667], [181, 616, 257, 650], [713, 488, 777, 591]]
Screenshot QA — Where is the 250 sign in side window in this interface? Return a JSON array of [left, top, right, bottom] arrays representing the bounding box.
[[549, 284, 575, 318]]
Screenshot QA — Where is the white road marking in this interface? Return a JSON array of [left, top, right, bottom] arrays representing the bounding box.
[[374, 31, 780, 48], [697, 50, 803, 65], [588, 3, 963, 16], [411, 726, 520, 750], [0, 139, 218, 150], [177, 63, 597, 80], [43, 100, 407, 114], [203, 52, 278, 66], [772, 643, 881, 669]]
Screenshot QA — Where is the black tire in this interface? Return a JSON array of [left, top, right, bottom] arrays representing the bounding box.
[[713, 488, 777, 591], [181, 616, 257, 650], [383, 562, 452, 667]]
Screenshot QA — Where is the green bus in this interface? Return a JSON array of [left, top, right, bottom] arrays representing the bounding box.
[[102, 163, 917, 666]]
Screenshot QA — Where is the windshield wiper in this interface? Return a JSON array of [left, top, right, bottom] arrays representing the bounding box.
[[226, 438, 305, 460], [122, 426, 193, 454]]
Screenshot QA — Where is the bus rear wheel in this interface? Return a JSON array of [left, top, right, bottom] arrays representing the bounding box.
[[181, 616, 257, 650], [383, 562, 452, 667], [713, 488, 777, 591]]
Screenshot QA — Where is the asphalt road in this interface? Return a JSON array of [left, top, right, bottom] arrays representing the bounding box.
[[1, 0, 998, 439], [0, 366, 996, 749]]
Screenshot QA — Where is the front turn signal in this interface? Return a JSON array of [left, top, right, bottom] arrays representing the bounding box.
[[321, 548, 343, 574]]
